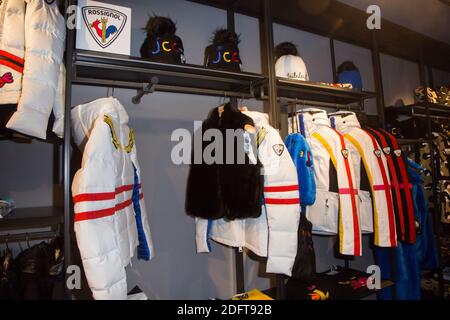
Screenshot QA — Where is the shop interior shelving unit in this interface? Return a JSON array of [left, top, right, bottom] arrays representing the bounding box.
[[394, 101, 450, 299], [2, 0, 450, 300]]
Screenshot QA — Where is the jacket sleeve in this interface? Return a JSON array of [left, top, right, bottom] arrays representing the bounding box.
[[51, 64, 66, 138], [259, 126, 300, 276], [72, 117, 127, 300], [6, 0, 66, 139]]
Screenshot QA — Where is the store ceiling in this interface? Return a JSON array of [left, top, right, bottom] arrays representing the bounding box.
[[338, 0, 450, 44]]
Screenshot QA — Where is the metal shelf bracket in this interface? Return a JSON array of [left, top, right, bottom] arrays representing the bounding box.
[[131, 76, 159, 104]]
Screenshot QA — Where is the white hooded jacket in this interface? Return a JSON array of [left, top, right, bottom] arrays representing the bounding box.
[[0, 0, 66, 139], [292, 108, 362, 256], [329, 112, 397, 248], [72, 97, 154, 300], [195, 111, 300, 276]]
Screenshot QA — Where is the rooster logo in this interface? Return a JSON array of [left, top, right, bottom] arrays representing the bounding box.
[[0, 72, 14, 88], [91, 18, 118, 44], [82, 6, 127, 49]]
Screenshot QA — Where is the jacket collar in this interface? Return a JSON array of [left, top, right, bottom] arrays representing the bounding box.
[[241, 110, 270, 127], [72, 97, 129, 149], [329, 111, 360, 133], [295, 108, 330, 137]]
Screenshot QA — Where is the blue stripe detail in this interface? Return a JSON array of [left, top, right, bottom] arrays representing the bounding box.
[[132, 163, 151, 260], [330, 116, 336, 129], [299, 114, 306, 137], [206, 219, 213, 252]]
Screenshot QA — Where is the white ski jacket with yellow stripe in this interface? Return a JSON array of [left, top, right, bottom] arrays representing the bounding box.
[[196, 111, 300, 276], [293, 108, 362, 256], [329, 112, 397, 247]]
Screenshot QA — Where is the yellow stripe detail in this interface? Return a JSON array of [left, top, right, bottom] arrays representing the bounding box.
[[344, 134, 380, 245], [104, 115, 135, 154], [312, 132, 343, 253]]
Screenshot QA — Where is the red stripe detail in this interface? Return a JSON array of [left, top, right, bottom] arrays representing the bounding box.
[[332, 129, 361, 256], [73, 192, 115, 203], [398, 183, 412, 189], [366, 128, 405, 241], [0, 50, 25, 65], [373, 184, 390, 191], [264, 185, 299, 192], [265, 198, 300, 205], [338, 188, 359, 195], [0, 59, 23, 73], [380, 129, 416, 243], [73, 184, 142, 204], [75, 193, 144, 222], [365, 131, 397, 247]]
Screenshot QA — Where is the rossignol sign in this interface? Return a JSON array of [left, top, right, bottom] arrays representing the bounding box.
[[76, 0, 131, 55]]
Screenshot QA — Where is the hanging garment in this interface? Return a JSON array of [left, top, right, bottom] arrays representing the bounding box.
[[285, 133, 316, 206], [71, 97, 154, 300], [375, 242, 421, 300], [366, 128, 416, 244], [291, 212, 316, 283], [294, 109, 361, 256], [0, 0, 66, 139], [407, 160, 439, 270], [185, 103, 264, 220], [330, 112, 397, 248], [195, 110, 300, 276]]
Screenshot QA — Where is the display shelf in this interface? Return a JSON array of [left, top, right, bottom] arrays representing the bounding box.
[[0, 127, 62, 145], [397, 138, 428, 146], [72, 50, 265, 98], [395, 102, 450, 118], [258, 78, 376, 107], [263, 268, 394, 300], [0, 207, 64, 232]]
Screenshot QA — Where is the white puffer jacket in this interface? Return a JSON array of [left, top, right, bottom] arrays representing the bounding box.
[[0, 0, 66, 139], [72, 97, 154, 300], [196, 111, 300, 276]]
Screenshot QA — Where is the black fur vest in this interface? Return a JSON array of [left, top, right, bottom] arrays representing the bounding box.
[[185, 104, 263, 220]]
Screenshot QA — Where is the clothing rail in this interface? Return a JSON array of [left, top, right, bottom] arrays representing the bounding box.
[[0, 231, 57, 244]]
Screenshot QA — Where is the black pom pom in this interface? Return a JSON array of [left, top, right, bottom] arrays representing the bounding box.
[[144, 15, 177, 38], [211, 29, 240, 46], [337, 61, 358, 74], [274, 42, 298, 60]]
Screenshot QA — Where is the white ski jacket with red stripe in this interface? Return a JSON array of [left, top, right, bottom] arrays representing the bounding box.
[[0, 0, 66, 139], [293, 109, 362, 256], [329, 112, 397, 248], [72, 97, 153, 300], [196, 111, 300, 276]]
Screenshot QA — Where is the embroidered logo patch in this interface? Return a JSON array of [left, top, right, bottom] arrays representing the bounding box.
[[394, 149, 402, 157], [82, 6, 127, 49], [272, 144, 285, 156], [383, 147, 391, 155], [341, 149, 349, 159], [374, 149, 382, 158], [0, 72, 13, 88]]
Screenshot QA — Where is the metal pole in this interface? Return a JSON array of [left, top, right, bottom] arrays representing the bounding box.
[[261, 0, 279, 130], [371, 30, 385, 127], [227, 5, 238, 110], [330, 38, 338, 83], [63, 0, 75, 300], [235, 248, 245, 294]]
